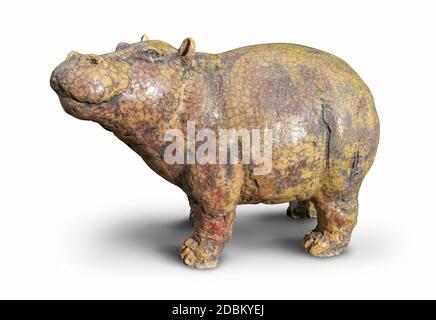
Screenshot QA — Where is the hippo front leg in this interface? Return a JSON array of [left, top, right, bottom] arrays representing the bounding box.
[[179, 165, 243, 269], [180, 205, 237, 269]]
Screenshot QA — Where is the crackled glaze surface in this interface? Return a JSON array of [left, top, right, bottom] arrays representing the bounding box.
[[51, 36, 379, 269]]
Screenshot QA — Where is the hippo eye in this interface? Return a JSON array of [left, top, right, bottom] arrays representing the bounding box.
[[136, 48, 161, 62], [144, 49, 160, 58]]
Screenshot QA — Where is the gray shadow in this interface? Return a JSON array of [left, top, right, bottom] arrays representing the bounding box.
[[230, 210, 317, 256], [102, 213, 193, 263], [101, 207, 317, 262]]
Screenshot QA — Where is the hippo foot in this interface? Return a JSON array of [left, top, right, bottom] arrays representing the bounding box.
[[179, 237, 220, 269], [287, 200, 317, 220], [302, 230, 350, 257]]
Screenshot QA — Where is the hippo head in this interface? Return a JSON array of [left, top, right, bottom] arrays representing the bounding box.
[[50, 35, 196, 136]]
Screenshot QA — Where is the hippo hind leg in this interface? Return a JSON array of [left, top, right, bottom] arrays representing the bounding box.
[[286, 200, 317, 219], [302, 97, 379, 256], [302, 191, 358, 257], [302, 147, 364, 257], [302, 142, 375, 256]]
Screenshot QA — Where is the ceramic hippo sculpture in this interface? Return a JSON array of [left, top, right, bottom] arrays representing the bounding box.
[[50, 35, 379, 269]]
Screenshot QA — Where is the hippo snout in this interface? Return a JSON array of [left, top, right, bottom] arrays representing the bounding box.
[[50, 52, 129, 105]]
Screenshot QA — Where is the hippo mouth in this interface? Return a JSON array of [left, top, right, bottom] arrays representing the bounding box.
[[57, 93, 121, 136], [56, 89, 95, 119], [56, 88, 119, 124]]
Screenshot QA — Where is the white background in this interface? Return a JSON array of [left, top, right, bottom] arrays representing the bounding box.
[[0, 0, 435, 299]]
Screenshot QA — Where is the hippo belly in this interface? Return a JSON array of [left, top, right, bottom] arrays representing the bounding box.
[[240, 133, 327, 205]]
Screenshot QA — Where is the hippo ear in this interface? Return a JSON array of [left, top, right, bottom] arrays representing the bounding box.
[[115, 42, 130, 51], [141, 34, 149, 41], [178, 37, 196, 63], [116, 42, 130, 51]]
